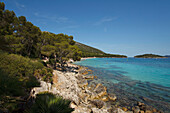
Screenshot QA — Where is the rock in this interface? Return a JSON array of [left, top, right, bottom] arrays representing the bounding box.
[[73, 106, 91, 113], [31, 80, 52, 97], [70, 102, 77, 108], [122, 107, 128, 111], [133, 106, 140, 113], [90, 100, 104, 109], [126, 111, 133, 113], [91, 107, 109, 113], [152, 108, 157, 112], [145, 110, 153, 113], [101, 96, 109, 102], [139, 111, 144, 113], [68, 59, 74, 63], [137, 102, 145, 107], [94, 84, 107, 98], [82, 71, 88, 75], [113, 108, 127, 113], [108, 93, 117, 101], [84, 75, 94, 80]]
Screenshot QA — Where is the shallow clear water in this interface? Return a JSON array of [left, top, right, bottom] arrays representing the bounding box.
[[75, 58, 170, 87], [74, 58, 170, 111]]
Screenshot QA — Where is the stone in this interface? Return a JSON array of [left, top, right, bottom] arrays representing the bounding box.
[[101, 96, 109, 102], [139, 111, 144, 113], [72, 106, 91, 113], [134, 107, 140, 113], [91, 107, 109, 113], [94, 84, 107, 97], [70, 102, 77, 108], [84, 75, 94, 80], [137, 102, 145, 107], [122, 107, 128, 111], [90, 100, 104, 109], [108, 93, 117, 101], [152, 108, 157, 112], [94, 75, 98, 79], [31, 80, 52, 97], [113, 108, 127, 113], [126, 111, 133, 113], [145, 110, 153, 113]]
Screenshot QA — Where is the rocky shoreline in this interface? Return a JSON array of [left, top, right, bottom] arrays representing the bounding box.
[[31, 63, 163, 113]]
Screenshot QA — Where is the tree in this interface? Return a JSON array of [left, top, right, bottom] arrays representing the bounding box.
[[55, 42, 72, 67], [0, 2, 5, 11], [16, 18, 41, 57]]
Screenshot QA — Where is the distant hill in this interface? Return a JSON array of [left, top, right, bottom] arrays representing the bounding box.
[[134, 54, 166, 58], [164, 55, 170, 58], [75, 42, 127, 58]]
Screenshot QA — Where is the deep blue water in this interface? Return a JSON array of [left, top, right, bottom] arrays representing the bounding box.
[[74, 58, 170, 111]]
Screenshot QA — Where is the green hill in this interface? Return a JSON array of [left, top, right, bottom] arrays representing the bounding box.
[[134, 54, 165, 58], [75, 42, 127, 58]]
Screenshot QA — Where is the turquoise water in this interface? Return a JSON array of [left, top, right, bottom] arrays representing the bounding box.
[[74, 58, 170, 111], [75, 58, 170, 87]]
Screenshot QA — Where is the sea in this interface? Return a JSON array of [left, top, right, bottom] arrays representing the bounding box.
[[74, 58, 170, 112]]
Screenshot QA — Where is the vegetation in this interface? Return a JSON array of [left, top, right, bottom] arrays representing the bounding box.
[[134, 54, 165, 58], [76, 42, 127, 58], [0, 1, 127, 112], [26, 92, 74, 113], [0, 2, 74, 112], [0, 69, 27, 112], [0, 52, 51, 112], [0, 2, 81, 65]]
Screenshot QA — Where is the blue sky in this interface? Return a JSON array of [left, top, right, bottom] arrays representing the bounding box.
[[2, 0, 170, 57]]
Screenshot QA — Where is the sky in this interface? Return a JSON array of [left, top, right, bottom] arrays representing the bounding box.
[[2, 0, 170, 57]]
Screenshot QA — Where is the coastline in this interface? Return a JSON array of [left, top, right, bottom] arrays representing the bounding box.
[[81, 57, 96, 60], [80, 57, 128, 61], [73, 59, 169, 113], [32, 63, 126, 113], [31, 62, 163, 113]]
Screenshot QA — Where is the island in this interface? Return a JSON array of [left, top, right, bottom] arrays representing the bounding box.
[[164, 55, 170, 58], [134, 54, 166, 58]]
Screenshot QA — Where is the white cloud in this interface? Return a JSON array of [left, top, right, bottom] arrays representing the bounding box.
[[15, 2, 25, 10], [94, 17, 118, 25], [34, 12, 69, 24]]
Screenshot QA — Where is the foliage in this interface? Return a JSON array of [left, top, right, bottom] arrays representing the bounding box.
[[0, 70, 25, 112], [134, 54, 165, 58], [0, 52, 55, 112], [27, 92, 74, 113], [0, 2, 41, 57], [40, 32, 82, 69], [34, 67, 54, 83], [0, 2, 75, 112], [41, 45, 56, 57], [0, 52, 43, 77], [75, 42, 105, 56], [75, 42, 127, 58]]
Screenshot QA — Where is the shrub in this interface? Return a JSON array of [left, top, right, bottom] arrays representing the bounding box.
[[27, 92, 74, 113]]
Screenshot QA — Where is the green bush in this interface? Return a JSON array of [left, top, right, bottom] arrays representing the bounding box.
[[27, 92, 74, 113], [0, 53, 44, 78], [0, 70, 25, 112], [34, 67, 54, 83]]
